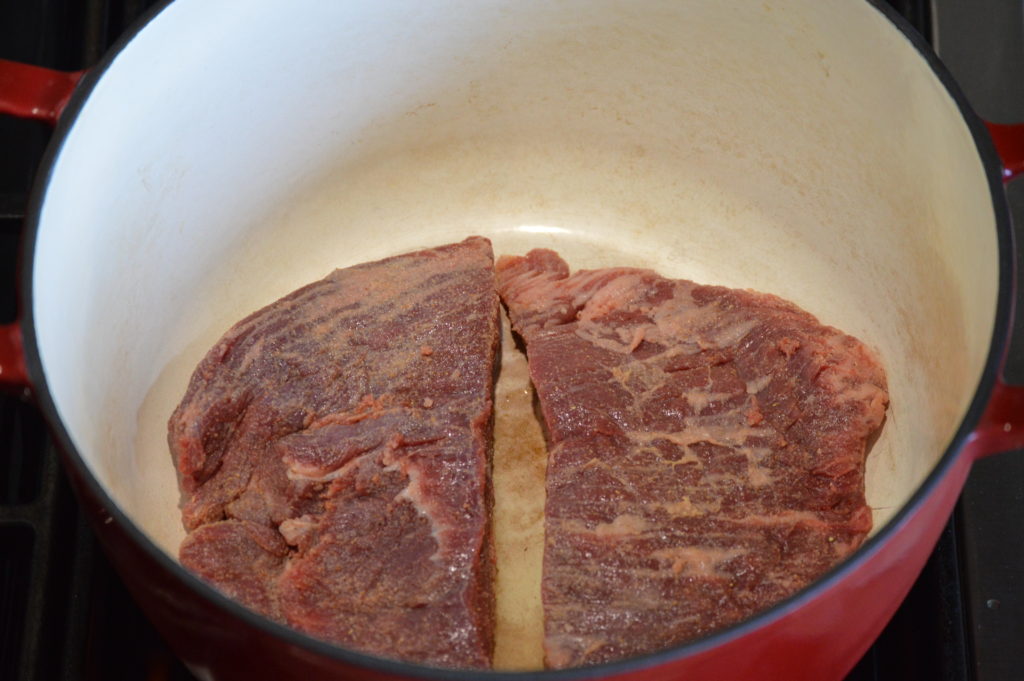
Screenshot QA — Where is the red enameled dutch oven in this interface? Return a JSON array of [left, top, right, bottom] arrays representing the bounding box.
[[2, 1, 1024, 679]]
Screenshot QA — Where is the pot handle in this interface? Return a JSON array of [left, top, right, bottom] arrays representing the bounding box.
[[0, 58, 84, 124], [0, 59, 83, 393], [965, 379, 1024, 460], [986, 122, 1024, 183], [0, 323, 28, 392], [967, 121, 1024, 458]]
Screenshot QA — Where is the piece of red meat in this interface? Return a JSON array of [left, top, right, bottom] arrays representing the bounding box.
[[169, 237, 499, 668], [496, 249, 888, 668]]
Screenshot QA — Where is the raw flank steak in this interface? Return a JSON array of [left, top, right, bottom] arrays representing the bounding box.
[[496, 249, 888, 668], [170, 237, 500, 668]]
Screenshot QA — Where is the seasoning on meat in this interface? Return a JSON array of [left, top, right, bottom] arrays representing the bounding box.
[[170, 237, 500, 668], [496, 249, 888, 669]]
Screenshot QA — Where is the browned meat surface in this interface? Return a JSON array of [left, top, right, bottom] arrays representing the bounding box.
[[179, 519, 288, 619], [496, 249, 888, 669], [169, 237, 500, 668]]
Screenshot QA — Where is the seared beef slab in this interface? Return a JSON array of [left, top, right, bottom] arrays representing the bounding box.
[[497, 249, 888, 668], [170, 237, 499, 668]]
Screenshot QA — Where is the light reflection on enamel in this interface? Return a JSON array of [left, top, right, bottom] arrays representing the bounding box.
[[514, 224, 573, 235]]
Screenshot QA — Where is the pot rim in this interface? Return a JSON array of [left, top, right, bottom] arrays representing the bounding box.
[[17, 1, 1015, 678]]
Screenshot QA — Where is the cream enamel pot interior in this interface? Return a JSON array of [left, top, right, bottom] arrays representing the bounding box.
[[3, 1, 1024, 680]]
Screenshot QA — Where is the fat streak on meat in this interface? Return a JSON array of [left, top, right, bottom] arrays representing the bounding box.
[[170, 237, 499, 668], [496, 249, 888, 668]]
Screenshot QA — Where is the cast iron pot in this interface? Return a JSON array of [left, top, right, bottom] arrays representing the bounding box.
[[2, 1, 1024, 679]]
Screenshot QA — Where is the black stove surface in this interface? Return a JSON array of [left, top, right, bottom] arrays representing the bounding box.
[[1, 2, 1020, 680]]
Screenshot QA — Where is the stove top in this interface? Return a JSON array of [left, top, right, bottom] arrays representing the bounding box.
[[1, 2, 1021, 680]]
